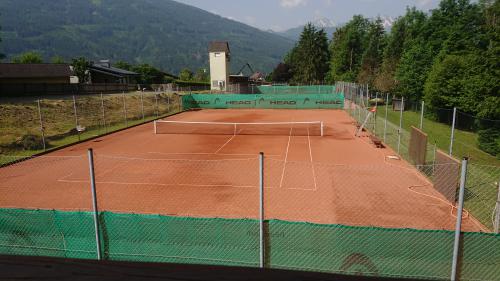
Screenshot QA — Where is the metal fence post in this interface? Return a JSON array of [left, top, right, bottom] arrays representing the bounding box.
[[36, 99, 46, 151], [87, 149, 102, 260], [494, 181, 500, 234], [373, 92, 378, 134], [259, 152, 265, 268], [357, 88, 361, 122], [122, 92, 128, 127], [72, 95, 80, 141], [449, 107, 457, 156], [140, 91, 145, 120], [384, 93, 389, 143], [420, 101, 425, 130], [397, 97, 404, 154], [155, 94, 159, 117], [167, 95, 171, 114], [451, 157, 468, 281], [100, 93, 107, 133]]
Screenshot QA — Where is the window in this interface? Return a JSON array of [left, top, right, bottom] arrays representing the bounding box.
[[214, 52, 221, 57]]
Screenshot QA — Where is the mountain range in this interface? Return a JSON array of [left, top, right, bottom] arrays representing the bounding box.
[[0, 0, 294, 74], [276, 18, 338, 41], [277, 16, 395, 41]]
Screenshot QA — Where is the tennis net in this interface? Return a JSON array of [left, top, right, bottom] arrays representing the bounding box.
[[154, 120, 324, 136]]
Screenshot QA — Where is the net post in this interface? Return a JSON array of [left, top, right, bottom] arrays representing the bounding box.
[[451, 157, 468, 281], [449, 107, 457, 156], [36, 99, 46, 151], [87, 148, 102, 261], [259, 152, 265, 268]]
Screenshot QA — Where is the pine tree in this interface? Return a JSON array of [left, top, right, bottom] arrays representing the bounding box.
[[327, 15, 369, 82], [357, 17, 386, 87], [374, 8, 426, 92], [286, 23, 330, 84]]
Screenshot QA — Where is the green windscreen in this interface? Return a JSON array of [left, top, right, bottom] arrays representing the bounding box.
[[182, 93, 345, 110], [1, 208, 499, 280], [257, 85, 337, 95]]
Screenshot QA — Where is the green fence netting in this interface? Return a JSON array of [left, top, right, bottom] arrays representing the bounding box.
[[1, 208, 499, 280], [257, 85, 337, 95], [182, 93, 345, 110]]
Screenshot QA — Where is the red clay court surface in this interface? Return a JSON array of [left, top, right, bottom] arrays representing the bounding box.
[[0, 109, 486, 232]]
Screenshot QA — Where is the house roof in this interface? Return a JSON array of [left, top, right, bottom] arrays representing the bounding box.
[[0, 63, 72, 79], [250, 72, 265, 81], [89, 64, 139, 76], [208, 41, 230, 53]]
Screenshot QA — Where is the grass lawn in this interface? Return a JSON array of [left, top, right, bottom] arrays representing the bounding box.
[[348, 103, 500, 230], [0, 92, 181, 165]]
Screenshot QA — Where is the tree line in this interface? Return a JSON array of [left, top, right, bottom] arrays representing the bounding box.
[[273, 0, 499, 120], [0, 49, 209, 85], [271, 0, 499, 158]]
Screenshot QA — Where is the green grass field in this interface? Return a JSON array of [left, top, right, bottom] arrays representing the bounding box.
[[349, 104, 499, 230]]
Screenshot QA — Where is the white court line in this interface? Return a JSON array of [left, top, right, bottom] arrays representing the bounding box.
[[57, 178, 280, 189], [148, 152, 281, 157], [307, 128, 318, 191], [279, 127, 293, 188], [214, 135, 236, 154], [213, 130, 240, 154]]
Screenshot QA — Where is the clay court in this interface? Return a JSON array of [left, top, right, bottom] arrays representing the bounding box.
[[0, 109, 485, 231]]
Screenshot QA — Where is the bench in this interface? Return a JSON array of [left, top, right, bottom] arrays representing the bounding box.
[[369, 135, 384, 148]]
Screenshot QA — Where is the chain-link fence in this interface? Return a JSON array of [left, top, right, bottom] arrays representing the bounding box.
[[342, 81, 500, 234], [0, 151, 499, 280], [0, 92, 182, 164]]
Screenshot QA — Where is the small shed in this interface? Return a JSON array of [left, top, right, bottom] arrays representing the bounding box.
[[89, 60, 139, 84], [392, 98, 405, 111]]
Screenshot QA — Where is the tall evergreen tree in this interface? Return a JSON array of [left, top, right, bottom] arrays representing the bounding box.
[[327, 15, 370, 82], [286, 23, 330, 84], [374, 8, 427, 92], [357, 17, 386, 87]]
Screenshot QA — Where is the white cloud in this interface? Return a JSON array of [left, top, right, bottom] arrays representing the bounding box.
[[416, 0, 433, 7], [280, 0, 307, 8]]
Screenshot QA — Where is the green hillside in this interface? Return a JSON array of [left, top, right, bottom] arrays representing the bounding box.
[[0, 0, 293, 74]]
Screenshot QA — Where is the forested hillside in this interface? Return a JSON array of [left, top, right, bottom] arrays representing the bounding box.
[[0, 0, 293, 73]]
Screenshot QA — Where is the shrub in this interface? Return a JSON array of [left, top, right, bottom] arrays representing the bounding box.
[[478, 128, 500, 159], [16, 134, 45, 150]]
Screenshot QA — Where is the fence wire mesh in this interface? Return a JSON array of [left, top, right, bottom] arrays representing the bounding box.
[[0, 151, 499, 280], [0, 92, 181, 164], [342, 81, 500, 236]]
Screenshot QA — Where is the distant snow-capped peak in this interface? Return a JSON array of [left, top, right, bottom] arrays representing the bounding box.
[[311, 17, 337, 28], [378, 16, 395, 29]]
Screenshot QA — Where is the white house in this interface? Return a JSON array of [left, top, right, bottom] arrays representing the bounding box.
[[209, 41, 230, 91]]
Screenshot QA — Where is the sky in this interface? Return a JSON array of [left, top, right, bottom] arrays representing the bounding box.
[[174, 0, 441, 31]]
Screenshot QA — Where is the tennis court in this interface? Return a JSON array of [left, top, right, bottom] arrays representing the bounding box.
[[0, 108, 485, 231]]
